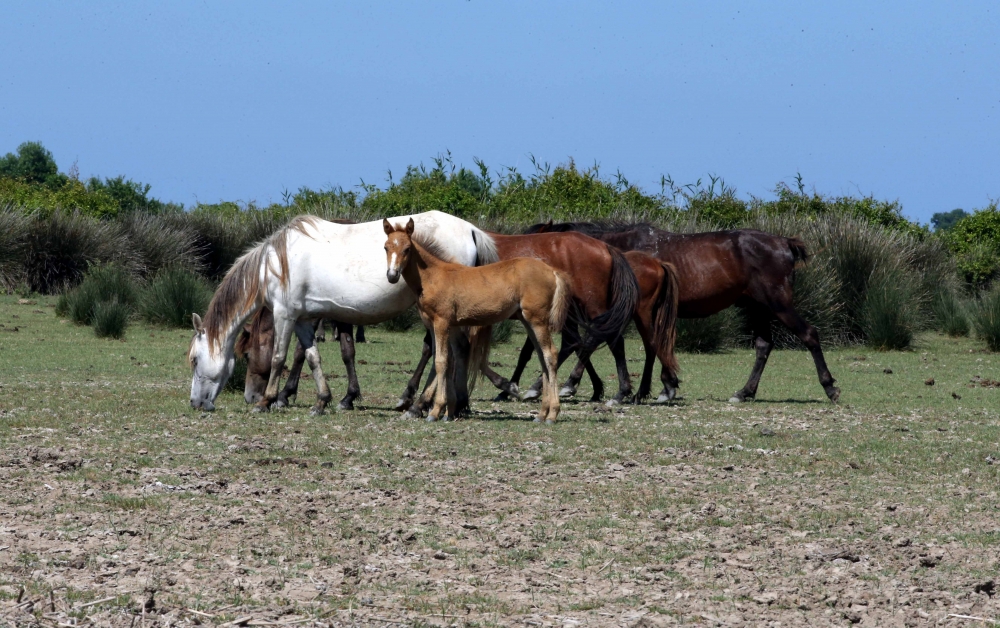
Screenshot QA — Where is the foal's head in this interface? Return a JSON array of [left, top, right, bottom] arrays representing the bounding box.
[[383, 218, 415, 284]]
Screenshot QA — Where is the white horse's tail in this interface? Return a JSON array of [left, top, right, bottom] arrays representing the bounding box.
[[472, 228, 500, 266]]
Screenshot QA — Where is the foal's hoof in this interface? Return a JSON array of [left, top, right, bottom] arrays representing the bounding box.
[[558, 385, 577, 399], [521, 388, 541, 401]]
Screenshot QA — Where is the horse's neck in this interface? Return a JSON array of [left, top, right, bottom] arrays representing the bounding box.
[[210, 302, 262, 360], [404, 240, 447, 295]]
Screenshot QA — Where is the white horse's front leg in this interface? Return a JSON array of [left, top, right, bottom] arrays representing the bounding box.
[[255, 313, 296, 412], [294, 320, 332, 415]]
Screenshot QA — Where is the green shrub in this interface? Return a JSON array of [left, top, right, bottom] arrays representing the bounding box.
[[59, 264, 138, 325], [140, 266, 212, 328], [381, 305, 421, 332], [972, 285, 1000, 352], [860, 270, 919, 350], [91, 299, 131, 339], [676, 308, 741, 353], [947, 202, 1000, 288]]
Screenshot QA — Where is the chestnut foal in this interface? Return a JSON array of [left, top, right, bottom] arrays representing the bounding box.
[[383, 218, 571, 423]]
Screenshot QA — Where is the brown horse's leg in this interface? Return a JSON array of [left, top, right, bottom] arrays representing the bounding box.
[[493, 337, 535, 401], [295, 321, 332, 415], [481, 365, 521, 400], [274, 340, 306, 407], [632, 316, 657, 403], [770, 306, 840, 402], [606, 335, 634, 406], [336, 322, 361, 410], [397, 330, 434, 412], [730, 306, 774, 403]]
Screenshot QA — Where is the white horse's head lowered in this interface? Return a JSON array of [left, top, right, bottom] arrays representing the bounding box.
[[189, 313, 234, 410]]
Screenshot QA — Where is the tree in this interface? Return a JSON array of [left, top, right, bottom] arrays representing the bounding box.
[[0, 141, 66, 188], [931, 208, 968, 232]]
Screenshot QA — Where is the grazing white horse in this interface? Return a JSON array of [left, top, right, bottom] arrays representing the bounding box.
[[188, 211, 499, 413]]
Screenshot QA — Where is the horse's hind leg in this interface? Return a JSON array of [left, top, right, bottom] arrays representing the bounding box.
[[522, 316, 561, 424], [524, 331, 578, 401], [427, 323, 451, 422], [336, 322, 361, 410], [605, 335, 634, 406], [731, 305, 774, 403], [493, 337, 534, 402], [276, 319, 320, 407], [771, 306, 839, 402], [355, 325, 366, 343], [396, 330, 433, 412], [291, 320, 332, 415], [554, 322, 607, 401]]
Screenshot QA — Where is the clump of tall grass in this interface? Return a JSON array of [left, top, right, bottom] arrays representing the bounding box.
[[22, 210, 133, 294], [56, 264, 138, 325], [491, 319, 517, 344], [0, 204, 28, 291], [139, 266, 212, 328], [931, 288, 970, 337], [91, 299, 131, 339], [860, 269, 920, 350], [119, 212, 203, 278], [972, 284, 1000, 351], [225, 357, 249, 393], [676, 308, 742, 353]]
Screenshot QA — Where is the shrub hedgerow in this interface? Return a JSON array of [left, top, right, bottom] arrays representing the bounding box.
[[92, 299, 131, 339], [972, 284, 1000, 352], [140, 266, 212, 328], [120, 212, 203, 278]]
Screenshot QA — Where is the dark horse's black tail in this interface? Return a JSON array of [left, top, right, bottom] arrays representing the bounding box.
[[573, 245, 640, 352], [787, 237, 809, 264]]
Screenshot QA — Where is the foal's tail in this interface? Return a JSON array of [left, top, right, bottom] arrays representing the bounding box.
[[579, 245, 640, 351], [466, 325, 493, 395], [550, 271, 573, 333], [652, 262, 681, 380]]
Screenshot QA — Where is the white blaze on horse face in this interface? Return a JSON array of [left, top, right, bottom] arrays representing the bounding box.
[[188, 332, 234, 410]]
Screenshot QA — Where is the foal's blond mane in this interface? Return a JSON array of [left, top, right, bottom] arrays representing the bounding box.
[[202, 215, 320, 350]]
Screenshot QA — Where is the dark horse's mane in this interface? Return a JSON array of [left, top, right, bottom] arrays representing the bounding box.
[[523, 220, 656, 236]]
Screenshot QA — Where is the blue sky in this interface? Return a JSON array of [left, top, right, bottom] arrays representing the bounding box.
[[1, 2, 997, 222]]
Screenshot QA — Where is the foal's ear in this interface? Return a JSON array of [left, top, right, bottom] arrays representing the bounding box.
[[405, 218, 415, 235], [382, 218, 394, 235], [192, 313, 204, 333]]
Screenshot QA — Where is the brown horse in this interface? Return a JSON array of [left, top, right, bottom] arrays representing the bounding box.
[[243, 228, 642, 415], [384, 218, 571, 423], [234, 312, 366, 408], [526, 221, 839, 403]]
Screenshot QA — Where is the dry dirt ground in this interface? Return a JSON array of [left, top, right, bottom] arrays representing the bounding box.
[[2, 296, 1000, 627]]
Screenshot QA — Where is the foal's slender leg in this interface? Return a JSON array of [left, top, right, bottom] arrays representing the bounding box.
[[293, 320, 333, 415], [337, 322, 361, 410], [493, 338, 535, 401], [255, 313, 297, 412], [274, 337, 308, 408], [428, 322, 451, 421], [731, 306, 774, 403], [396, 330, 434, 412], [524, 317, 561, 424], [524, 331, 584, 401], [605, 335, 634, 406]]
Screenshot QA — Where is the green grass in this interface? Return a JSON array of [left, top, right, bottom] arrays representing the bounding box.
[[1, 293, 1000, 624]]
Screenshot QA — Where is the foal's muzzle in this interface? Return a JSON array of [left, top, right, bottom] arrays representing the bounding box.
[[386, 269, 400, 284]]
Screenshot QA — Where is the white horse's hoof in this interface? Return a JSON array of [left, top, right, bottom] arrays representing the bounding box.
[[728, 396, 743, 404], [605, 399, 619, 408], [273, 399, 287, 409], [522, 389, 541, 401], [508, 383, 521, 400], [558, 386, 576, 399]]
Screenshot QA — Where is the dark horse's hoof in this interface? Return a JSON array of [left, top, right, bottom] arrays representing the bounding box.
[[827, 386, 841, 403]]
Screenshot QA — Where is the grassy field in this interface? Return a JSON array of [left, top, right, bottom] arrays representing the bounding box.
[[1, 294, 999, 627]]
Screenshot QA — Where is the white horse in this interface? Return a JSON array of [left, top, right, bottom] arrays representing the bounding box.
[[188, 211, 499, 413]]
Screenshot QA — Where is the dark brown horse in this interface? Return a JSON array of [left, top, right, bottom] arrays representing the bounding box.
[[526, 221, 839, 403]]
